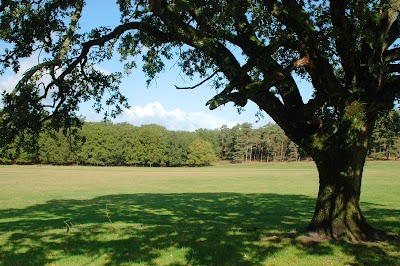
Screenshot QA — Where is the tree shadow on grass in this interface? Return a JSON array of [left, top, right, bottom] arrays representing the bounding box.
[[0, 193, 398, 265]]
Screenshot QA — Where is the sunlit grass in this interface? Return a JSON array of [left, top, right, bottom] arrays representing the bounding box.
[[0, 162, 399, 265]]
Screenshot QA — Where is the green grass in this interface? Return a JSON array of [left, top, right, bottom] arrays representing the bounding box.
[[0, 162, 399, 265]]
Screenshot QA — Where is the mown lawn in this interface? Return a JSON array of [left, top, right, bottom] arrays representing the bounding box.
[[0, 161, 399, 265]]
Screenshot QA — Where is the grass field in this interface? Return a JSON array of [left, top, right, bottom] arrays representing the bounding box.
[[0, 161, 399, 265]]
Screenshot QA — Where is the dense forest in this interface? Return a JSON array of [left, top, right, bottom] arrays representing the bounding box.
[[1, 110, 399, 166]]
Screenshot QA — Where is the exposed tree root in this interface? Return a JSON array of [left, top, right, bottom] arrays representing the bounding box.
[[303, 225, 395, 243]]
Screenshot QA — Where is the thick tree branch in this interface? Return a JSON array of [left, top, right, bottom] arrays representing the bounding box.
[[56, 0, 83, 61], [56, 21, 171, 84], [151, 0, 308, 115], [207, 90, 248, 110], [383, 47, 400, 62], [207, 56, 310, 114], [150, 0, 249, 88], [386, 17, 400, 47], [369, 0, 400, 62], [378, 0, 400, 51], [330, 1, 357, 84], [379, 75, 400, 109], [152, 0, 311, 137], [388, 63, 400, 73], [250, 84, 308, 141], [271, 0, 342, 99], [10, 0, 84, 97], [187, 2, 305, 112], [230, 9, 304, 108]]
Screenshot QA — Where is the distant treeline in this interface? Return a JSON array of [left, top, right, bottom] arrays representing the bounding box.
[[1, 110, 399, 166], [0, 122, 303, 166]]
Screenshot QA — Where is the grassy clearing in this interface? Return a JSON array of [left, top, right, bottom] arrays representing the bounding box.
[[0, 162, 399, 265]]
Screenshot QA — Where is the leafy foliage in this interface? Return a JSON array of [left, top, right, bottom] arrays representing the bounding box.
[[2, 117, 399, 166], [187, 138, 217, 166], [1, 0, 400, 240], [0, 121, 310, 166], [1, 1, 399, 147]]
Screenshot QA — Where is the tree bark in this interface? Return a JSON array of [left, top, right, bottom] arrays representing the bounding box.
[[307, 135, 385, 241]]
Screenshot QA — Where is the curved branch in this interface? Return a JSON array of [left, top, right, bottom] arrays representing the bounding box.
[[12, 60, 58, 97], [386, 17, 400, 47], [150, 0, 250, 88], [207, 91, 248, 110], [272, 0, 342, 98], [56, 21, 171, 82], [152, 0, 312, 135], [379, 75, 400, 109], [230, 7, 304, 108], [379, 0, 400, 50], [175, 70, 218, 89], [388, 63, 400, 73], [383, 47, 400, 62], [10, 0, 84, 97], [56, 0, 83, 61]]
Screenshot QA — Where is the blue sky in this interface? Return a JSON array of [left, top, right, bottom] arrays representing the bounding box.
[[0, 0, 314, 131]]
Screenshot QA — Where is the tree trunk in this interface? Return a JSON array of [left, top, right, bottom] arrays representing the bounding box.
[[307, 146, 384, 241]]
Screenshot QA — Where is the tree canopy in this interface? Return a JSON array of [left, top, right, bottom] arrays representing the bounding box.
[[0, 121, 307, 165], [1, 0, 400, 241]]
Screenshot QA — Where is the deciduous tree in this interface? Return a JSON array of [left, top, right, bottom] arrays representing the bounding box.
[[1, 0, 399, 241], [187, 138, 217, 166], [136, 124, 167, 167]]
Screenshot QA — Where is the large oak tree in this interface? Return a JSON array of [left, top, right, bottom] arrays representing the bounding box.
[[1, 0, 399, 241]]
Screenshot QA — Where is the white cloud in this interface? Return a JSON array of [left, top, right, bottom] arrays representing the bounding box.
[[0, 57, 41, 93], [112, 102, 238, 131], [93, 64, 111, 75]]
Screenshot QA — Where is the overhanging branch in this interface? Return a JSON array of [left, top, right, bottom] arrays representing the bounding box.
[[388, 64, 400, 73], [150, 0, 305, 121], [213, 4, 305, 109], [57, 21, 171, 82], [383, 47, 400, 62], [206, 91, 248, 110], [379, 75, 400, 109], [175, 70, 218, 90], [387, 19, 400, 47], [10, 0, 84, 98], [386, 1, 400, 47], [12, 60, 58, 97], [272, 0, 341, 97], [151, 0, 248, 85], [206, 54, 310, 111]]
